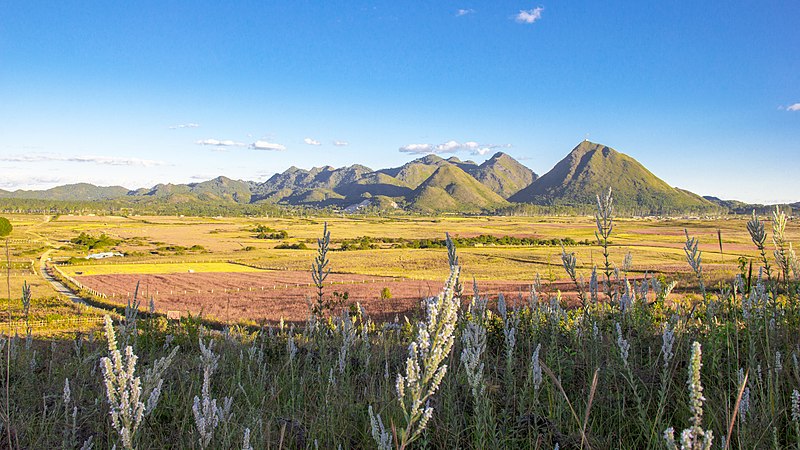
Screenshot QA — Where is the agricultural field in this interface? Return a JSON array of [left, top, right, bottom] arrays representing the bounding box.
[[2, 212, 798, 325]]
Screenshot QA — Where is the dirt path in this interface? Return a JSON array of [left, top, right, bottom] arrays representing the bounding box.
[[24, 215, 105, 312]]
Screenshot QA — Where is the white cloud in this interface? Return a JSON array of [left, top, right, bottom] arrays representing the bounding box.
[[0, 173, 64, 189], [195, 138, 246, 147], [0, 153, 168, 167], [254, 170, 275, 180], [399, 143, 434, 154], [169, 123, 200, 129], [333, 140, 349, 147], [787, 103, 800, 112], [304, 137, 322, 146], [434, 140, 462, 152], [399, 140, 511, 156], [250, 140, 286, 151], [71, 156, 169, 167], [456, 8, 474, 16], [515, 7, 543, 24]]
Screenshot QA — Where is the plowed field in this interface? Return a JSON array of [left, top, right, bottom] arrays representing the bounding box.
[[75, 270, 576, 323]]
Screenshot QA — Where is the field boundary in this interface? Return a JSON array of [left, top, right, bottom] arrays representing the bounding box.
[[50, 265, 108, 298]]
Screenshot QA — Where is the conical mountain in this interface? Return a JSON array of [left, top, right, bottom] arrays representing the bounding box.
[[467, 152, 537, 198], [379, 155, 451, 189], [190, 176, 252, 203], [510, 141, 715, 214], [409, 164, 509, 213]]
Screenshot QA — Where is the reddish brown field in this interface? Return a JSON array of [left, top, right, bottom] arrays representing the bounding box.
[[76, 271, 577, 323]]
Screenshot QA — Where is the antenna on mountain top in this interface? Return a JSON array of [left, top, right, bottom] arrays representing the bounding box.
[[584, 133, 589, 141]]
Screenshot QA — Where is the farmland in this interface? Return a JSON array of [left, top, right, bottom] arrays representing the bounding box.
[[2, 212, 798, 324]]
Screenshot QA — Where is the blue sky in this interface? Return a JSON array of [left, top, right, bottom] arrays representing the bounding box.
[[1, 1, 798, 203]]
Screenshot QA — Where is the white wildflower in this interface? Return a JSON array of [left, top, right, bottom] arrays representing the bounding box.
[[665, 341, 713, 450], [193, 338, 233, 449], [368, 405, 392, 450], [738, 368, 750, 420], [99, 316, 146, 450], [80, 436, 94, 450], [242, 427, 253, 450], [287, 332, 297, 363], [530, 343, 543, 392], [461, 317, 487, 399], [662, 323, 675, 368], [393, 265, 460, 447], [615, 322, 630, 367]]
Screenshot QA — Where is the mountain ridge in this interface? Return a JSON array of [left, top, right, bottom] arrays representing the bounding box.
[[0, 141, 751, 214]]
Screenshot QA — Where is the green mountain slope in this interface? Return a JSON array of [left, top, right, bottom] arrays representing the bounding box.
[[335, 172, 413, 199], [254, 164, 373, 203], [510, 141, 716, 214], [410, 164, 509, 213], [380, 155, 450, 189], [2, 142, 740, 214], [0, 183, 130, 201], [190, 176, 252, 203], [466, 152, 537, 198]]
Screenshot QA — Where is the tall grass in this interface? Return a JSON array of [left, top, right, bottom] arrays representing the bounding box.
[[1, 198, 799, 448]]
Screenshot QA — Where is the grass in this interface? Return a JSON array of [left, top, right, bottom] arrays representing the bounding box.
[[1, 275, 58, 302], [0, 206, 798, 448], [3, 262, 799, 448]]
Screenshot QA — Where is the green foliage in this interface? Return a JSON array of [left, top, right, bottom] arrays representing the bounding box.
[[152, 244, 207, 255], [251, 224, 289, 239], [336, 234, 589, 250], [70, 232, 121, 250], [0, 216, 11, 237], [339, 236, 379, 250], [275, 242, 308, 250], [380, 286, 392, 300]]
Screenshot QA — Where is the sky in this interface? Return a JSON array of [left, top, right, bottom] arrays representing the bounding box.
[[1, 1, 798, 204]]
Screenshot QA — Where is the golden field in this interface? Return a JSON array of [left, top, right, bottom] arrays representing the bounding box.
[[1, 212, 797, 323]]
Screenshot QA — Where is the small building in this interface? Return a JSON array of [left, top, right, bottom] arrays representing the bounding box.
[[86, 251, 124, 260]]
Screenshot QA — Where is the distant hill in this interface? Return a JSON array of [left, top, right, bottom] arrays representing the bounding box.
[[704, 196, 799, 215], [510, 141, 716, 214], [463, 152, 537, 198], [409, 164, 509, 213], [132, 176, 252, 204], [253, 165, 373, 203], [2, 141, 775, 214], [0, 183, 130, 201], [379, 155, 449, 189]]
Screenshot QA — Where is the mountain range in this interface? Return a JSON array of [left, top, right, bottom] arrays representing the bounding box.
[[0, 141, 765, 215]]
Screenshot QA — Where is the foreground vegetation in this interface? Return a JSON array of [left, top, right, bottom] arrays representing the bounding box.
[[1, 197, 800, 449]]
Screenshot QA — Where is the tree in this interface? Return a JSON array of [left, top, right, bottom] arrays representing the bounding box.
[[0, 217, 11, 237], [1, 216, 11, 449], [380, 287, 392, 300]]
